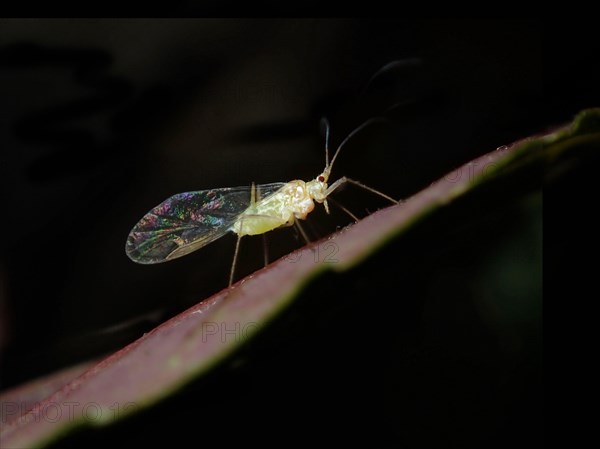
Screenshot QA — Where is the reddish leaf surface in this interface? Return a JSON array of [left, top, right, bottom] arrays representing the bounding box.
[[1, 109, 596, 448]]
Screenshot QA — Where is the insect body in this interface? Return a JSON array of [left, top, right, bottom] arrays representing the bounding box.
[[126, 119, 397, 285], [232, 179, 321, 236]]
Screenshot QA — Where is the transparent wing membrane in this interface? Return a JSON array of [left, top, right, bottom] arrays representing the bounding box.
[[126, 183, 285, 264]]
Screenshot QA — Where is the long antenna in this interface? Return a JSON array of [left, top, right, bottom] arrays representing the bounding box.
[[362, 58, 421, 94], [327, 117, 386, 175], [321, 117, 331, 168]]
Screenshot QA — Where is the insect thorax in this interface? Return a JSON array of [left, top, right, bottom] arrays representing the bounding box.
[[231, 180, 316, 236]]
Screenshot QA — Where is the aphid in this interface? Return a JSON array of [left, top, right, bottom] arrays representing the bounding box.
[[126, 119, 398, 286]]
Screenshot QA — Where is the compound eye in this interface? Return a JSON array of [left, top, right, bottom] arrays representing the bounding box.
[[318, 175, 325, 182]]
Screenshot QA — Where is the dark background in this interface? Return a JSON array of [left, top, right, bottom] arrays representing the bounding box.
[[0, 18, 591, 447]]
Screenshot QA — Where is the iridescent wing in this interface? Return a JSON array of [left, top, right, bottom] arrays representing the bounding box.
[[126, 182, 286, 264]]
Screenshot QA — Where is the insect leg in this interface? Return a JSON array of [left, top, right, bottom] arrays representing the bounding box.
[[229, 233, 243, 287], [326, 176, 398, 204], [262, 234, 269, 267], [255, 181, 271, 267], [327, 196, 360, 222], [229, 183, 259, 285], [251, 182, 257, 205], [294, 220, 311, 245]]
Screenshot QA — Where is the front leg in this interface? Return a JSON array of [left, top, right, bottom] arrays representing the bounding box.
[[326, 176, 399, 204]]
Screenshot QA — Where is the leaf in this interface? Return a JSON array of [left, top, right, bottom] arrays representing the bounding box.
[[0, 360, 96, 422], [1, 108, 597, 448]]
